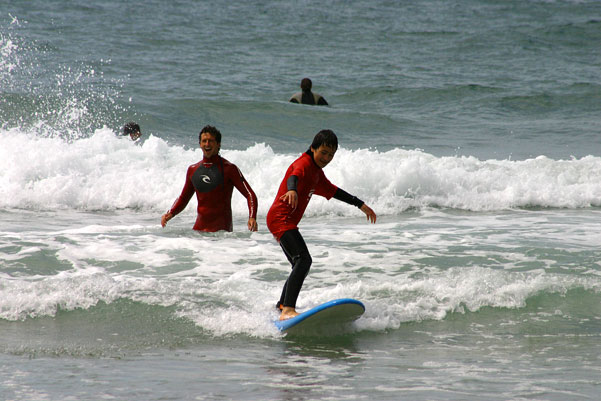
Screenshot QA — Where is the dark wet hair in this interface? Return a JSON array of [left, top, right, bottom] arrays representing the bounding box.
[[300, 78, 312, 92], [311, 129, 338, 151], [123, 122, 140, 136], [199, 125, 222, 143]]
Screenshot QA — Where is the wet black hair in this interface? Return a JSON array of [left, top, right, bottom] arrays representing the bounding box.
[[311, 129, 338, 151], [300, 78, 312, 92], [123, 122, 140, 136], [199, 125, 222, 143]]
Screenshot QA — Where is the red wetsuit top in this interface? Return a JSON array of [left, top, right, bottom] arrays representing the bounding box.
[[168, 155, 258, 232], [267, 151, 337, 240]]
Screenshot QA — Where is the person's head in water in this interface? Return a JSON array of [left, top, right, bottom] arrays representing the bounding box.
[[199, 125, 222, 158], [123, 122, 141, 140], [300, 78, 312, 93], [290, 77, 328, 106], [310, 129, 338, 169]]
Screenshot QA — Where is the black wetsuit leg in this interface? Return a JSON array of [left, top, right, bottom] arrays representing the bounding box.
[[277, 229, 312, 308]]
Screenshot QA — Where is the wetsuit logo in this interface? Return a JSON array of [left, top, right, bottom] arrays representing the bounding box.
[[192, 164, 223, 193]]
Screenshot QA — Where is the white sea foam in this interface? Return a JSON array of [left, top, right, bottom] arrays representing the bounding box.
[[2, 127, 601, 214], [2, 253, 600, 338], [2, 128, 601, 337]]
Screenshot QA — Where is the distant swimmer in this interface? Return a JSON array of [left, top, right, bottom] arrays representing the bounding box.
[[289, 78, 328, 106], [161, 125, 258, 233], [123, 122, 142, 140]]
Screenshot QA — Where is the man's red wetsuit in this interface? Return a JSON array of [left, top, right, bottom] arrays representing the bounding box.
[[267, 151, 337, 240], [167, 155, 258, 232]]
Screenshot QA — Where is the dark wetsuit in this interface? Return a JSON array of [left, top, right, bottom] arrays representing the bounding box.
[[168, 155, 257, 232], [289, 90, 328, 106], [267, 150, 363, 309]]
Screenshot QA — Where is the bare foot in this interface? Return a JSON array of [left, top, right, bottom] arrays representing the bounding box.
[[279, 306, 299, 321]]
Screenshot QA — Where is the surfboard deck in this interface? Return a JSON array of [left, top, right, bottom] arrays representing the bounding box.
[[274, 298, 365, 336]]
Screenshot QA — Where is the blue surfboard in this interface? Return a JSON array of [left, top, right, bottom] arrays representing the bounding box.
[[274, 298, 365, 335]]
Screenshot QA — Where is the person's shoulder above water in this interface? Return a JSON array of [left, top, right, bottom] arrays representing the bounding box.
[[289, 77, 328, 106], [123, 122, 142, 140]]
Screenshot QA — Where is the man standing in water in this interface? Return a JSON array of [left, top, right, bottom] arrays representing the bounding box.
[[267, 129, 376, 320], [289, 78, 328, 106], [161, 125, 258, 232]]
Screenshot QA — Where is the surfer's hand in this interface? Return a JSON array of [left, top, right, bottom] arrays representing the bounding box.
[[360, 204, 377, 223], [247, 217, 258, 232], [161, 212, 173, 227], [280, 190, 298, 209]]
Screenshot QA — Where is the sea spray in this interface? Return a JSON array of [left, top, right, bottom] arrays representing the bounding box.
[[2, 128, 601, 214]]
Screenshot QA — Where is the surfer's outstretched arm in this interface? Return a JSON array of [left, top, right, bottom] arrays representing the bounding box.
[[333, 188, 377, 224]]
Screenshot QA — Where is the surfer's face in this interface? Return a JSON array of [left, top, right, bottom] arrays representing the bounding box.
[[200, 133, 220, 158], [311, 144, 336, 169]]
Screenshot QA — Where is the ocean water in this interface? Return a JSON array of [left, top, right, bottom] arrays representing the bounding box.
[[2, 0, 601, 400]]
